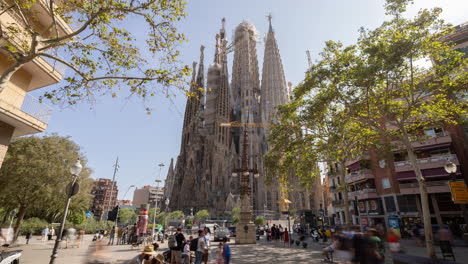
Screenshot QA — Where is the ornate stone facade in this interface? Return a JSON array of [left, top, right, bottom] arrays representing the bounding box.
[[166, 17, 318, 219]]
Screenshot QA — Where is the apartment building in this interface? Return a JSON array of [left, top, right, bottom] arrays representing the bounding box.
[[132, 185, 164, 209], [0, 1, 72, 166], [90, 178, 119, 220], [328, 22, 468, 231]]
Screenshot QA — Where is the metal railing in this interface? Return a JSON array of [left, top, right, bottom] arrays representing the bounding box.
[[394, 154, 457, 167], [399, 180, 448, 189], [0, 86, 52, 124], [349, 188, 377, 196]]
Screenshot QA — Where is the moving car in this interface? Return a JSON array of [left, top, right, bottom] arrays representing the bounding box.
[[214, 227, 230, 242]]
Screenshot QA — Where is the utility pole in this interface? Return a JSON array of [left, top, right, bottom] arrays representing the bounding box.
[[152, 163, 164, 237], [105, 157, 119, 221]]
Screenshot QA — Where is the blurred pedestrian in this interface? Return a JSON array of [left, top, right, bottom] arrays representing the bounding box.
[[203, 227, 211, 264], [86, 240, 112, 264], [387, 229, 400, 253], [117, 227, 123, 245], [129, 244, 157, 264], [195, 230, 207, 264], [108, 226, 116, 246], [366, 228, 385, 264], [283, 228, 289, 247], [77, 228, 85, 248], [222, 237, 231, 264], [41, 226, 49, 242], [25, 232, 32, 244]]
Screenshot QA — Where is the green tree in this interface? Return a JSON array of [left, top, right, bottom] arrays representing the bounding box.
[[231, 207, 240, 225], [286, 0, 468, 258], [118, 208, 137, 225], [67, 211, 85, 225], [0, 135, 93, 241], [169, 210, 184, 220], [194, 210, 209, 224], [254, 217, 265, 227], [0, 0, 190, 108]]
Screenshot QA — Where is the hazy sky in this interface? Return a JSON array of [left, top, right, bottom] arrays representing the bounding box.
[[33, 0, 467, 200]]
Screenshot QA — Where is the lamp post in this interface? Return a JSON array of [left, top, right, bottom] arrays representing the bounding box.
[[152, 179, 162, 237], [50, 159, 82, 264], [445, 162, 468, 226], [232, 128, 259, 244], [115, 185, 135, 226], [164, 198, 170, 230]]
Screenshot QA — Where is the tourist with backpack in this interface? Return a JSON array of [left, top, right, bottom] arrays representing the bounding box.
[[169, 227, 186, 264]]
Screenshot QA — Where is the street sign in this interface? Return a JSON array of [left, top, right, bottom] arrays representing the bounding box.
[[449, 181, 468, 204], [86, 211, 93, 218]]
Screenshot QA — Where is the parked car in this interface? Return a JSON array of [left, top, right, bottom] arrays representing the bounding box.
[[228, 226, 236, 237], [214, 227, 230, 242]]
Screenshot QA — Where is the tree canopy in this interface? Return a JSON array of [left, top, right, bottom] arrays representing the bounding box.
[[0, 134, 93, 240], [0, 0, 190, 110], [265, 0, 468, 258], [194, 209, 209, 223], [118, 208, 137, 225]]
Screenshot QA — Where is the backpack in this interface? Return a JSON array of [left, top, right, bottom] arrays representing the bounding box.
[[189, 237, 199, 251], [168, 235, 177, 249]]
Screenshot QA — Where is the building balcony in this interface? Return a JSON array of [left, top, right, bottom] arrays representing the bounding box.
[[349, 188, 378, 200], [0, 83, 51, 136], [345, 169, 374, 184], [399, 180, 451, 195], [392, 132, 452, 151], [332, 200, 345, 207], [394, 154, 459, 173]]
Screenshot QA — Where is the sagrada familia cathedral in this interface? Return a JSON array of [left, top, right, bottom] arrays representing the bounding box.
[[164, 17, 321, 219]]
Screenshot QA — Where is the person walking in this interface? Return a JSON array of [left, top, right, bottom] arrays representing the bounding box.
[[387, 229, 401, 253], [278, 225, 284, 242], [41, 226, 49, 242], [203, 227, 211, 264], [195, 230, 207, 264], [222, 237, 231, 264], [122, 227, 128, 245], [117, 227, 123, 245], [170, 227, 186, 264], [25, 232, 32, 244], [65, 226, 77, 248], [77, 228, 85, 248], [283, 228, 289, 247], [108, 226, 116, 246], [49, 227, 55, 240]]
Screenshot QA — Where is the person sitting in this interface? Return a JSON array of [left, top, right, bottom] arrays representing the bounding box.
[[129, 244, 157, 264]]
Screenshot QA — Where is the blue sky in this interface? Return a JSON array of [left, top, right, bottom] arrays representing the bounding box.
[[35, 0, 467, 200]]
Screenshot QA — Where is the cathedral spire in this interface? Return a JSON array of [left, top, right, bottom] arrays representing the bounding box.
[[261, 14, 288, 127], [267, 13, 273, 33], [220, 17, 226, 40], [214, 34, 220, 64]]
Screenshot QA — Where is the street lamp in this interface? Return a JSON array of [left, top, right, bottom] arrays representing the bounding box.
[[50, 159, 82, 264], [445, 162, 457, 180], [115, 185, 135, 226], [152, 179, 162, 237]]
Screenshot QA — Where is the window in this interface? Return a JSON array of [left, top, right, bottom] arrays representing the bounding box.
[[397, 195, 418, 212], [382, 178, 391, 189], [430, 148, 450, 157], [384, 196, 397, 212], [424, 128, 444, 137]]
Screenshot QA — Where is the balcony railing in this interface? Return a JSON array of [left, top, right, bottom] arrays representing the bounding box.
[[332, 200, 344, 207], [394, 154, 457, 167], [399, 180, 448, 189], [349, 188, 377, 197], [345, 169, 374, 183], [0, 86, 52, 124]]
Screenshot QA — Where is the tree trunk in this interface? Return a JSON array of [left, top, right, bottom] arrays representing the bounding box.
[[12, 205, 27, 243], [339, 161, 351, 225], [0, 61, 24, 93], [405, 141, 436, 259]]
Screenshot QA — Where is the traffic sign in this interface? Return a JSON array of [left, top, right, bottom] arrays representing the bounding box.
[[449, 181, 468, 204], [86, 211, 93, 218]]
